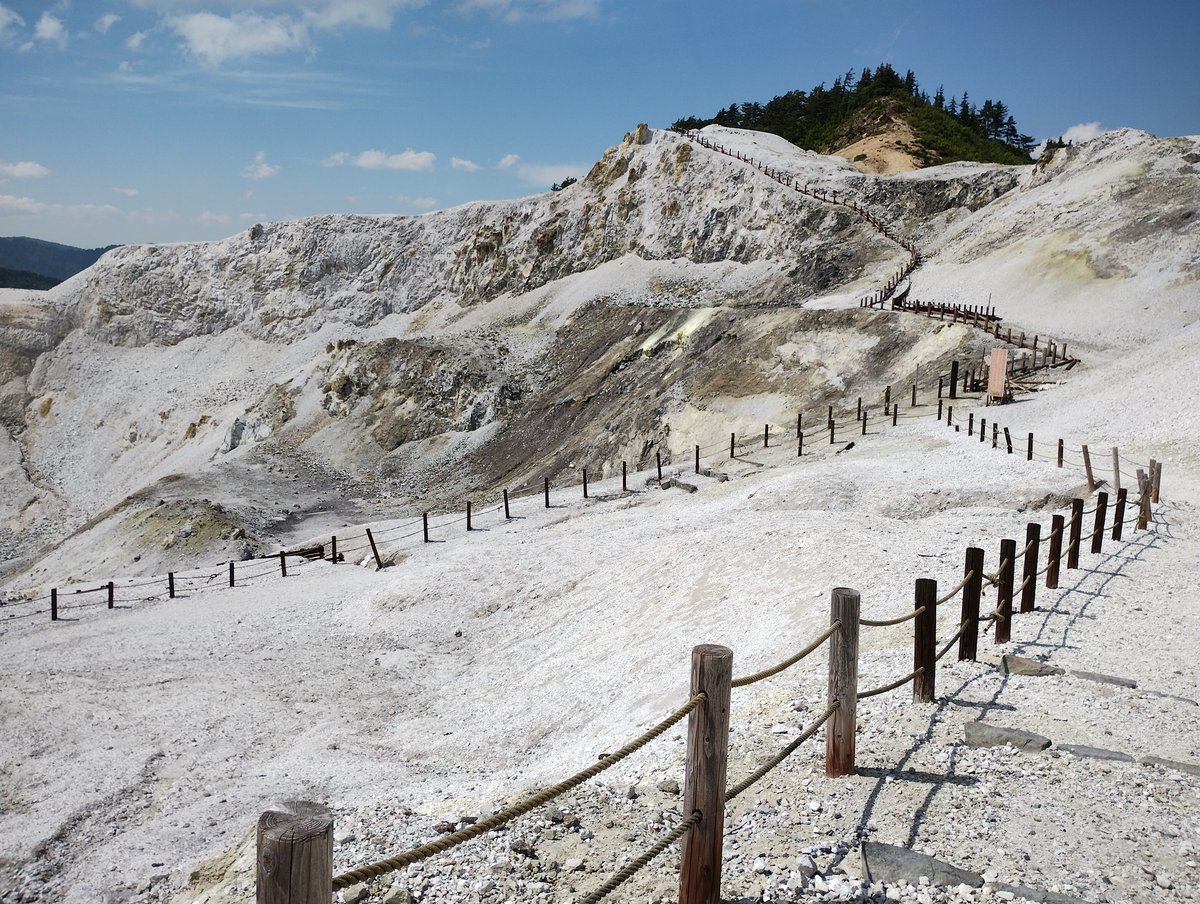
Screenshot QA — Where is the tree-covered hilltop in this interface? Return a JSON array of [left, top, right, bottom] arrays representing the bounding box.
[[672, 64, 1036, 167]]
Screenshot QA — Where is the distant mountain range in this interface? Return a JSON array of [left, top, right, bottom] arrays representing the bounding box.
[[0, 236, 120, 288]]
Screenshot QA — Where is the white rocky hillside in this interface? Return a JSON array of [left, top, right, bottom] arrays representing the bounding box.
[[0, 124, 1198, 904]]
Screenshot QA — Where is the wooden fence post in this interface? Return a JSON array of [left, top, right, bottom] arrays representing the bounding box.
[[1081, 445, 1096, 491], [892, 403, 898, 427], [1046, 514, 1065, 588], [168, 572, 176, 598], [798, 431, 804, 457], [938, 377, 944, 399], [656, 451, 663, 482], [730, 432, 735, 458], [1090, 492, 1108, 553], [229, 561, 235, 587], [107, 581, 115, 609], [330, 535, 337, 564], [503, 489, 511, 519], [1112, 488, 1127, 541], [279, 551, 287, 578], [826, 588, 859, 778], [678, 644, 732, 904], [969, 413, 974, 436], [1152, 460, 1162, 503], [884, 385, 891, 410], [913, 579, 937, 703], [911, 384, 916, 407], [366, 528, 383, 570], [50, 587, 58, 621], [830, 420, 836, 445], [992, 423, 999, 449], [694, 445, 700, 475], [583, 469, 589, 499], [763, 424, 769, 448], [937, 399, 943, 420], [422, 513, 430, 543], [1057, 439, 1064, 468], [861, 410, 867, 435], [856, 397, 862, 420], [828, 404, 833, 428], [959, 548, 984, 661], [1138, 467, 1151, 529], [1027, 433, 1034, 461], [1020, 523, 1040, 613], [1067, 499, 1084, 568], [467, 501, 473, 531], [257, 801, 333, 904], [622, 462, 627, 493], [978, 417, 984, 442], [949, 362, 959, 399], [544, 477, 551, 508], [995, 539, 1016, 644], [1112, 448, 1121, 495], [1004, 428, 1013, 454]]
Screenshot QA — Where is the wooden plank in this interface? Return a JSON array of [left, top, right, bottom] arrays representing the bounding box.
[[986, 348, 1007, 402]]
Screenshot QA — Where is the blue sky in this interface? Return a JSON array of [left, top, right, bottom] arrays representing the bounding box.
[[1, 0, 1197, 248]]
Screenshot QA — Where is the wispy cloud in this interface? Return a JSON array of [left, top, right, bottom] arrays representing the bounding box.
[[33, 12, 67, 49], [241, 151, 281, 179], [0, 160, 50, 179], [496, 153, 520, 170], [197, 210, 232, 225], [95, 13, 120, 35], [127, 31, 146, 50], [325, 148, 436, 171], [170, 12, 310, 66], [459, 0, 602, 22], [112, 187, 139, 197], [0, 6, 24, 46], [451, 156, 480, 172], [0, 194, 119, 217]]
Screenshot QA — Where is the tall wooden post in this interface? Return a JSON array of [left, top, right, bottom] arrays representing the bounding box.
[[656, 451, 663, 482], [544, 477, 551, 508], [1111, 448, 1121, 494], [330, 535, 338, 564], [913, 579, 937, 703], [949, 362, 959, 399], [995, 539, 1016, 644], [168, 572, 176, 598], [911, 384, 916, 407], [1027, 433, 1034, 461], [861, 410, 867, 435], [107, 581, 115, 609], [1081, 445, 1096, 491], [1091, 492, 1108, 554], [503, 489, 511, 519], [1004, 428, 1013, 454], [422, 513, 430, 543], [827, 404, 833, 428], [229, 561, 235, 587], [798, 432, 804, 458], [992, 422, 999, 449], [279, 551, 287, 577], [50, 587, 58, 621], [1152, 460, 1162, 503], [622, 462, 627, 493], [730, 432, 736, 458], [937, 399, 943, 420], [856, 397, 862, 420], [679, 644, 732, 904], [583, 468, 589, 499], [1020, 523, 1040, 613], [467, 501, 473, 531], [977, 417, 984, 442], [1112, 488, 1127, 541], [826, 588, 859, 778], [1057, 439, 1064, 468], [892, 403, 898, 427], [1046, 514, 1065, 588], [257, 801, 333, 904], [884, 385, 891, 410], [763, 424, 769, 448], [959, 548, 984, 661], [1067, 499, 1084, 569], [830, 420, 836, 445], [969, 413, 975, 437], [366, 528, 382, 570]]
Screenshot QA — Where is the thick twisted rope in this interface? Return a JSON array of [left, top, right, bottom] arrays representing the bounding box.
[[935, 620, 973, 662], [861, 606, 925, 628], [983, 557, 1011, 587], [936, 570, 976, 605], [858, 666, 925, 700], [730, 621, 841, 688], [330, 692, 706, 889], [579, 810, 702, 904], [724, 702, 840, 802]]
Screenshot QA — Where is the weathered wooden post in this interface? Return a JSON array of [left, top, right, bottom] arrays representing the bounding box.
[[1112, 488, 1127, 541], [422, 513, 430, 543], [1081, 445, 1096, 491], [229, 561, 236, 587], [279, 551, 287, 577], [1046, 515, 1065, 588], [1027, 433, 1034, 461], [992, 422, 999, 449], [168, 572, 176, 598], [1152, 460, 1162, 503], [827, 404, 834, 428], [656, 451, 663, 482], [884, 385, 891, 410], [892, 403, 898, 427], [995, 539, 1016, 644], [798, 432, 804, 457], [763, 424, 769, 448], [913, 579, 937, 703], [959, 548, 984, 661], [1020, 523, 1041, 613], [861, 410, 867, 435], [1004, 428, 1013, 454], [503, 489, 511, 520], [365, 528, 383, 570], [678, 644, 732, 904], [830, 419, 836, 445], [949, 362, 959, 399], [911, 384, 916, 407], [544, 476, 551, 508], [937, 399, 943, 420], [1089, 491, 1107, 553], [467, 501, 473, 530], [257, 801, 333, 904], [977, 417, 984, 443], [968, 413, 975, 437], [622, 462, 628, 493], [50, 587, 58, 621], [730, 432, 736, 459], [856, 397, 862, 420], [107, 581, 115, 609], [330, 536, 338, 564], [694, 445, 700, 475], [1111, 448, 1121, 494], [1067, 499, 1084, 569], [582, 468, 589, 499], [826, 588, 859, 778]]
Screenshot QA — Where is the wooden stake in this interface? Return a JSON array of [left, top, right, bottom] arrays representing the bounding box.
[[107, 581, 115, 609], [763, 424, 769, 448], [467, 501, 473, 531], [938, 377, 944, 399], [892, 403, 898, 427], [656, 451, 663, 482], [229, 561, 235, 587], [257, 801, 333, 904], [330, 535, 337, 564], [968, 413, 974, 437], [1091, 492, 1108, 554], [678, 644, 732, 904], [1004, 427, 1013, 454], [51, 587, 58, 621], [798, 431, 804, 457], [168, 572, 175, 598], [937, 399, 943, 420], [544, 476, 551, 508], [503, 489, 511, 519], [959, 548, 984, 661], [1027, 433, 1034, 461], [913, 579, 937, 703], [992, 422, 999, 449], [279, 550, 287, 577], [949, 362, 959, 399], [730, 432, 735, 459], [828, 404, 834, 428], [422, 512, 430, 543], [830, 419, 836, 444], [1046, 514, 1065, 589], [861, 410, 867, 435], [826, 587, 859, 778], [1081, 444, 1096, 491], [1057, 439, 1064, 468], [622, 461, 627, 493], [856, 396, 862, 420], [694, 444, 700, 475], [884, 385, 891, 409], [1152, 460, 1162, 503], [1111, 448, 1121, 495], [995, 538, 1016, 644], [583, 468, 589, 499], [1067, 499, 1084, 569], [1020, 523, 1040, 613], [366, 528, 382, 570], [1112, 488, 1127, 541], [911, 384, 916, 407]]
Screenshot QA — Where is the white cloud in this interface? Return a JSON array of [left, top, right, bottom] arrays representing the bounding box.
[[0, 160, 50, 179], [1033, 122, 1107, 158], [112, 187, 139, 197], [496, 153, 520, 169], [34, 12, 67, 48], [335, 148, 436, 171], [96, 13, 120, 34], [517, 162, 583, 186], [241, 151, 281, 179], [459, 0, 601, 22], [0, 6, 24, 46], [0, 194, 119, 217], [304, 0, 427, 30], [451, 156, 480, 172], [411, 196, 437, 208], [126, 31, 146, 49], [197, 210, 232, 225], [170, 12, 310, 66]]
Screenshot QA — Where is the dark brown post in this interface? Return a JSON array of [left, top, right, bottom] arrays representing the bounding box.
[[959, 547, 984, 661], [884, 385, 891, 410], [968, 413, 974, 436], [656, 451, 663, 482], [229, 561, 235, 587], [107, 581, 115, 609], [1046, 514, 1065, 588], [995, 539, 1016, 644], [1004, 427, 1013, 454], [937, 399, 943, 420], [1152, 460, 1162, 503], [730, 432, 736, 458], [330, 535, 337, 564], [949, 362, 959, 399], [257, 801, 333, 904], [826, 587, 859, 778], [1138, 468, 1151, 529], [583, 468, 589, 499], [938, 376, 944, 399], [366, 528, 383, 570], [622, 461, 627, 492], [467, 501, 473, 530], [861, 410, 867, 435], [544, 476, 551, 508], [1112, 488, 1127, 540], [678, 644, 732, 904], [978, 417, 985, 442], [168, 572, 176, 598], [694, 444, 700, 475], [798, 431, 804, 457], [1091, 492, 1108, 553], [797, 411, 802, 436], [51, 587, 58, 621], [1027, 433, 1034, 461], [1020, 523, 1041, 613], [830, 419, 836, 444], [992, 422, 999, 449], [1067, 499, 1084, 569], [828, 404, 834, 428], [279, 551, 287, 577], [422, 512, 430, 543], [1057, 439, 1064, 468], [892, 403, 898, 427], [911, 384, 917, 407], [763, 424, 769, 448], [947, 406, 953, 427], [856, 396, 862, 420], [1081, 444, 1096, 491], [503, 489, 511, 519], [913, 579, 937, 703]]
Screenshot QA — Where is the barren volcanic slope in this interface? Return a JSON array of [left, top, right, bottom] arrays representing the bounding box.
[[0, 125, 1198, 904]]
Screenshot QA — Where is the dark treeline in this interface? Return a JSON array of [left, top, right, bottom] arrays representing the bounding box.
[[672, 64, 1036, 167]]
